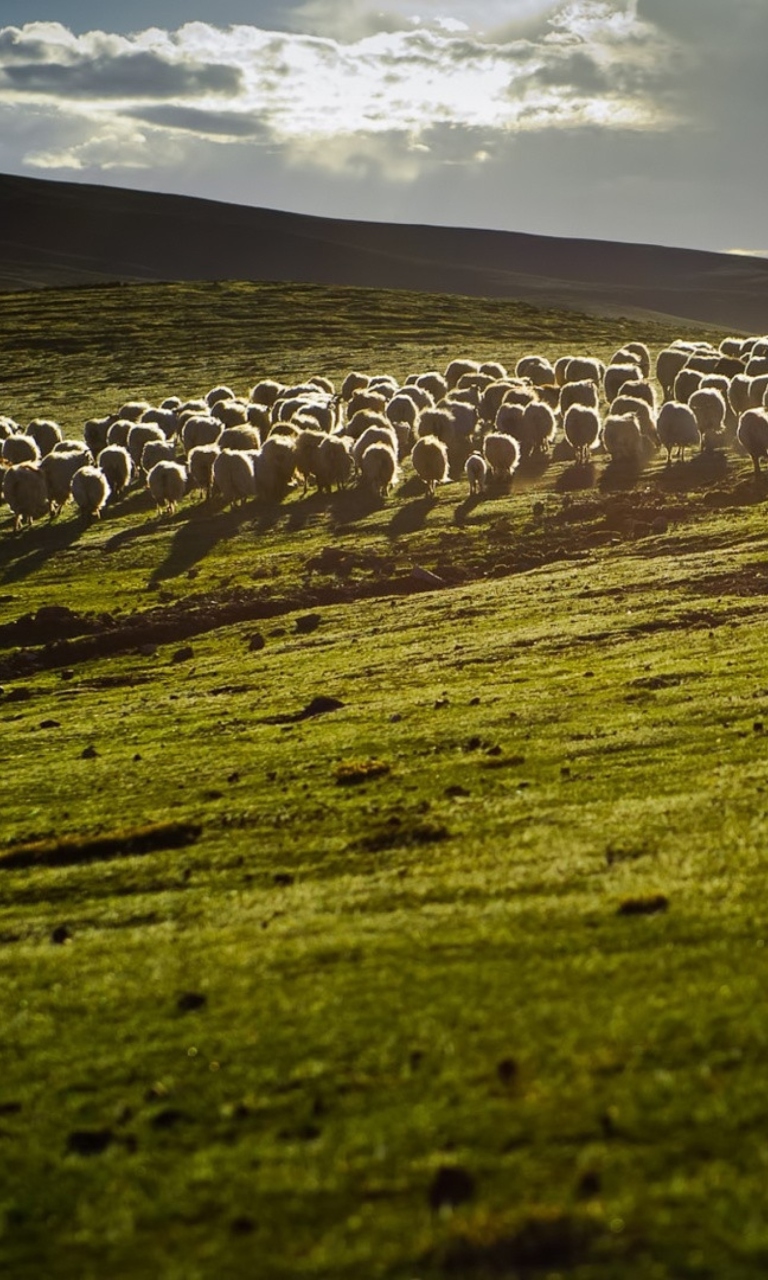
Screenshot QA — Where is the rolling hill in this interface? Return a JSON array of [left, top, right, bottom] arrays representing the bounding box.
[[2, 172, 768, 332]]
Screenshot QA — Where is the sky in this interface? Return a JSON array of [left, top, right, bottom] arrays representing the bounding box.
[[0, 0, 766, 255]]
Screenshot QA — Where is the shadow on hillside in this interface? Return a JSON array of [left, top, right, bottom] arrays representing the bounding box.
[[328, 484, 382, 527], [149, 504, 245, 582], [556, 462, 598, 492], [654, 450, 729, 492], [388, 494, 435, 536], [599, 459, 644, 492], [284, 489, 331, 533], [453, 493, 484, 525], [0, 511, 84, 584]]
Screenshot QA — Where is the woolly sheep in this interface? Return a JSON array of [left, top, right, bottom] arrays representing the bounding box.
[[386, 394, 419, 428], [352, 424, 399, 466], [2, 463, 49, 530], [564, 357, 603, 385], [25, 418, 62, 457], [495, 402, 526, 439], [720, 337, 744, 358], [254, 435, 296, 502], [294, 429, 326, 490], [359, 442, 398, 496], [187, 444, 219, 500], [611, 395, 657, 446], [554, 356, 572, 386], [97, 445, 133, 498], [141, 439, 177, 474], [604, 363, 640, 403], [314, 435, 354, 492], [397, 384, 434, 412], [673, 367, 704, 404], [161, 396, 182, 412], [141, 407, 177, 438], [212, 399, 249, 428], [71, 466, 110, 518], [0, 415, 19, 439], [148, 461, 187, 514], [206, 384, 236, 407], [602, 414, 644, 467], [745, 358, 768, 378], [684, 354, 721, 376], [615, 379, 655, 410], [341, 372, 369, 401], [656, 348, 690, 399], [118, 400, 152, 423], [250, 379, 283, 407], [418, 407, 454, 443], [347, 409, 392, 441], [127, 422, 165, 469], [560, 380, 599, 415], [347, 389, 387, 419], [479, 361, 507, 380], [308, 375, 335, 396], [501, 386, 536, 409], [106, 419, 134, 448], [213, 448, 255, 505], [2, 434, 40, 466], [689, 388, 726, 449], [444, 359, 479, 390], [369, 375, 398, 396], [729, 375, 756, 417], [411, 435, 449, 495], [84, 417, 112, 458], [268, 421, 301, 441], [465, 452, 488, 495], [41, 447, 89, 514], [182, 415, 223, 454], [443, 398, 478, 438], [623, 342, 652, 378], [483, 432, 520, 481], [516, 355, 555, 386], [246, 403, 271, 435], [52, 439, 91, 458], [293, 400, 335, 433], [737, 409, 768, 476], [457, 371, 494, 393], [563, 405, 601, 464], [479, 381, 515, 422], [657, 402, 700, 463], [521, 401, 557, 455], [218, 425, 261, 452]]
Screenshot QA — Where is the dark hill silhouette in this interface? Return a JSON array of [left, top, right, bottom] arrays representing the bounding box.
[[2, 172, 767, 332]]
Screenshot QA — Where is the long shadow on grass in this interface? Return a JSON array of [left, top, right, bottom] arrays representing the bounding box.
[[598, 459, 644, 492], [328, 484, 383, 527], [148, 504, 246, 581], [556, 462, 598, 493], [388, 493, 435, 536], [0, 511, 86, 584], [654, 450, 729, 492]]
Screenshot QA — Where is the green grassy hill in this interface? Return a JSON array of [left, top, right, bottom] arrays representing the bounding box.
[[1, 281, 768, 1279]]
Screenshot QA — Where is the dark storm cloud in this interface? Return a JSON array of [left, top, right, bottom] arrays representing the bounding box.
[[127, 104, 267, 138], [1, 51, 241, 98]]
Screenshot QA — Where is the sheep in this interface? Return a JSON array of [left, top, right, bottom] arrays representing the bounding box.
[[720, 337, 745, 357], [563, 405, 600, 464], [106, 419, 134, 448], [359, 442, 399, 496], [211, 398, 250, 428], [521, 401, 557, 455], [41, 447, 89, 514], [294, 429, 326, 491], [443, 398, 478, 439], [386, 394, 419, 428], [411, 435, 449, 495], [729, 375, 756, 418], [554, 356, 573, 386], [604, 363, 641, 404], [96, 445, 133, 498], [308, 375, 335, 396], [559, 380, 599, 416], [254, 435, 296, 502], [516, 355, 555, 386], [84, 416, 112, 458], [622, 341, 651, 378], [127, 422, 165, 469], [483, 432, 520, 481], [161, 396, 182, 412], [52, 439, 91, 459], [2, 434, 40, 467], [444, 359, 479, 390], [187, 444, 220, 500], [737, 409, 768, 476], [602, 413, 644, 467], [397, 384, 434, 412], [479, 361, 507, 380], [268, 421, 301, 441], [501, 385, 536, 409], [118, 400, 152, 423], [347, 389, 388, 419], [656, 347, 691, 399], [673, 367, 704, 404], [206, 384, 236, 407], [564, 357, 603, 386], [147, 461, 187, 514], [352, 424, 399, 467], [250, 379, 283, 407], [71, 466, 110, 518], [479, 381, 516, 423], [495, 402, 526, 440], [346, 409, 391, 441], [746, 357, 768, 378], [615, 379, 656, 410], [212, 448, 255, 506], [25, 418, 62, 457], [611, 395, 658, 448], [141, 439, 177, 474], [465, 452, 488, 495], [689, 388, 726, 450], [293, 400, 335, 433], [369, 375, 398, 396], [0, 416, 19, 440], [141, 407, 178, 438], [2, 463, 49, 530], [246, 403, 271, 435], [314, 435, 354, 492], [218, 425, 261, 452], [657, 401, 700, 463], [457, 370, 494, 393], [341, 371, 370, 401], [182, 414, 223, 455]]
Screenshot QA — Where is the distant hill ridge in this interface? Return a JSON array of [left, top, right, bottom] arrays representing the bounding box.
[[1, 172, 767, 332]]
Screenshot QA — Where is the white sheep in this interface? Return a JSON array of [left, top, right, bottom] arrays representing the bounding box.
[[516, 355, 555, 386], [656, 347, 691, 399], [293, 429, 327, 491], [494, 401, 525, 440], [622, 341, 651, 378], [314, 435, 354, 492], [737, 409, 768, 476], [465, 452, 488, 495], [352, 424, 399, 467], [182, 414, 223, 455], [0, 416, 19, 440], [560, 380, 599, 415], [359, 443, 399, 496], [604, 363, 641, 404], [40, 447, 89, 514], [2, 434, 40, 466], [480, 361, 507, 381], [84, 417, 113, 458], [521, 401, 557, 455], [187, 444, 220, 499], [689, 388, 726, 450], [398, 384, 435, 412], [25, 419, 62, 457], [444, 359, 479, 390], [602, 413, 644, 467], [673, 368, 704, 404], [97, 445, 133, 498], [2, 463, 49, 530], [206, 384, 236, 407], [411, 435, 449, 495], [141, 407, 178, 438], [254, 435, 296, 501], [341, 371, 370, 401], [218, 425, 262, 452], [347, 389, 387, 420], [657, 402, 700, 463], [212, 448, 255, 506], [346, 409, 391, 441], [386, 394, 419, 428], [106, 419, 134, 449], [127, 422, 165, 469], [71, 466, 111, 518], [212, 399, 250, 428], [250, 379, 283, 407], [148, 461, 187, 514], [564, 357, 603, 386], [118, 400, 152, 423], [483, 432, 520, 481], [563, 405, 601, 464], [141, 439, 177, 475], [610, 395, 658, 448]]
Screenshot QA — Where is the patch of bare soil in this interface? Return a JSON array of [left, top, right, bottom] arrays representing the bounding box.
[[0, 820, 202, 872]]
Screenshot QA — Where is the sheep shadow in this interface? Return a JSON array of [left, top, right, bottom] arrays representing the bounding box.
[[516, 452, 551, 482], [654, 450, 729, 493], [0, 511, 85, 585], [556, 462, 598, 493], [388, 494, 435, 536], [453, 493, 484, 525], [284, 489, 332, 533], [598, 460, 645, 492], [328, 485, 382, 527], [149, 505, 245, 582]]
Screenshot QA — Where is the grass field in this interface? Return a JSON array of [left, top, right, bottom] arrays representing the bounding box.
[[1, 281, 767, 1279]]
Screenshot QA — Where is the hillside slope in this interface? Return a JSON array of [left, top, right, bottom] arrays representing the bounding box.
[[2, 172, 768, 331]]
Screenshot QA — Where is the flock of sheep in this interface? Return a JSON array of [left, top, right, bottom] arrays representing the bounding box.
[[3, 333, 768, 532]]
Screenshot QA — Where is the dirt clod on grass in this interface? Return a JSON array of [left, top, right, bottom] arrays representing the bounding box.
[[428, 1164, 476, 1212], [617, 893, 669, 916], [335, 758, 390, 785], [0, 820, 202, 872]]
